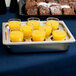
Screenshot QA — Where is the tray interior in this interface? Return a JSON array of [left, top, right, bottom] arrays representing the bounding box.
[[3, 21, 75, 45]]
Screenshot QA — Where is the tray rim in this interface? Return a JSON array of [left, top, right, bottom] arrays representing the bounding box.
[[2, 21, 75, 45]]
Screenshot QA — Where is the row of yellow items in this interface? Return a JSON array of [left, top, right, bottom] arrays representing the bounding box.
[[8, 17, 67, 42]]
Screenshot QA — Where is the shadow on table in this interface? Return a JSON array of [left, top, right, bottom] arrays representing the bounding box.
[[3, 45, 69, 55]]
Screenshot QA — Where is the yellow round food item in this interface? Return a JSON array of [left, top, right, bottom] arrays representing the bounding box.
[[27, 20, 40, 30], [46, 20, 59, 30], [8, 21, 21, 31], [20, 25, 33, 39], [32, 30, 45, 41], [9, 31, 23, 42], [39, 25, 52, 37], [52, 30, 66, 41]]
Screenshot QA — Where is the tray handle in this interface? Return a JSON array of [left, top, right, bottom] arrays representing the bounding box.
[[5, 31, 7, 40], [4, 25, 10, 42]]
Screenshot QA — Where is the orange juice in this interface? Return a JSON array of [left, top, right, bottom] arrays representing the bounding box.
[[9, 31, 23, 42], [52, 30, 66, 41], [39, 25, 52, 37], [46, 20, 59, 30], [8, 21, 21, 31], [32, 30, 45, 41], [20, 25, 33, 39], [27, 20, 40, 30]]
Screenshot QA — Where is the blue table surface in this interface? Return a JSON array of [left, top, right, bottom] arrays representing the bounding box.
[[0, 8, 76, 76]]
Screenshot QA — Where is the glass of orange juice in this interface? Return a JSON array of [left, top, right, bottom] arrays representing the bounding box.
[[8, 18, 21, 31], [32, 30, 45, 41], [20, 25, 33, 40], [27, 17, 40, 30], [46, 17, 59, 30], [9, 31, 24, 42], [39, 25, 52, 38], [52, 30, 66, 41]]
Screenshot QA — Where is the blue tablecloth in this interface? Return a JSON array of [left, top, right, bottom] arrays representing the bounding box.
[[0, 8, 76, 76]]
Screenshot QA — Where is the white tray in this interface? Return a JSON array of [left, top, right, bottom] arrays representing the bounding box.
[[2, 21, 75, 52]]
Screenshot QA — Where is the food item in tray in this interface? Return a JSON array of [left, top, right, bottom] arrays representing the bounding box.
[[58, 0, 64, 1], [59, 2, 75, 15], [61, 5, 70, 9], [59, 1, 69, 5], [38, 2, 50, 15], [39, 6, 50, 15], [9, 31, 23, 42], [20, 25, 33, 39], [27, 6, 38, 15], [39, 25, 52, 37], [58, 0, 65, 1], [37, 2, 48, 7], [60, 0, 69, 2], [73, 0, 76, 1], [75, 6, 76, 12], [50, 6, 62, 15], [8, 21, 21, 31], [63, 6, 75, 15], [36, 0, 45, 2], [32, 30, 45, 41], [69, 2, 76, 12], [46, 0, 56, 3], [52, 30, 67, 41], [25, 0, 37, 10], [48, 2, 60, 7], [46, 20, 59, 30], [68, 0, 73, 2], [25, 0, 38, 15], [60, 3, 75, 15], [27, 20, 40, 30]]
